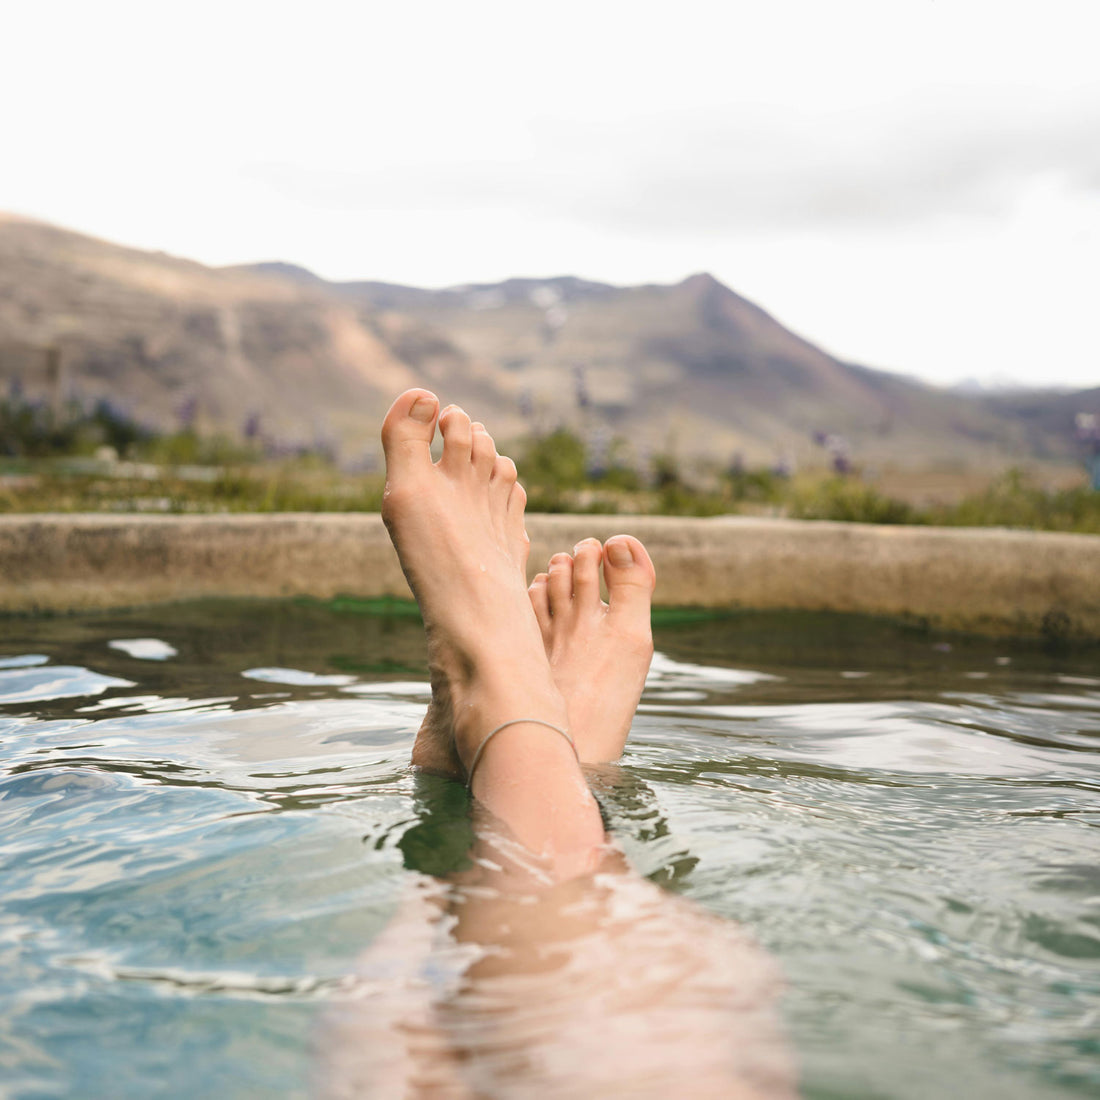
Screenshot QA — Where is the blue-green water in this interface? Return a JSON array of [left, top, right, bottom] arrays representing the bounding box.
[[1, 602, 1098, 1098]]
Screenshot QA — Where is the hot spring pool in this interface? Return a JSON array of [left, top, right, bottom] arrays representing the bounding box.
[[1, 600, 1098, 1098]]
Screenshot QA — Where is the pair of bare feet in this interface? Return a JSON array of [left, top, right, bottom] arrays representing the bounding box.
[[380, 388, 655, 865]]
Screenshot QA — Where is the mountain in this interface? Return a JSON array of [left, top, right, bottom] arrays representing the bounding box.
[[0, 214, 492, 458], [2, 212, 1096, 469]]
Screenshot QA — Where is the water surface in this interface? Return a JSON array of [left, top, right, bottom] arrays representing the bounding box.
[[1, 601, 1098, 1097]]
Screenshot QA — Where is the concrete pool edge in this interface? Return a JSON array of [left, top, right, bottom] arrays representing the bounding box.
[[2, 513, 1099, 641]]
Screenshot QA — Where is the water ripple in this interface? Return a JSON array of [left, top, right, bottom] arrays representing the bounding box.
[[1, 607, 1098, 1098]]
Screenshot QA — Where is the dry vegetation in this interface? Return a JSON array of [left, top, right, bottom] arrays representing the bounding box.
[[2, 412, 1096, 534]]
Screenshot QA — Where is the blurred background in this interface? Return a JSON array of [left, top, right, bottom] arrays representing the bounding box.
[[2, 0, 1098, 524]]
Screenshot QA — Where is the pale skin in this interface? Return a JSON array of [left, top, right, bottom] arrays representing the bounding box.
[[383, 387, 655, 877], [321, 389, 796, 1098]]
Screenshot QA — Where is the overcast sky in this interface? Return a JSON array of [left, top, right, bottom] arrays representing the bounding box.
[[5, 0, 1098, 389]]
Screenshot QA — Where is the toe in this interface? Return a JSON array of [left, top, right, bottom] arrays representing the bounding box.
[[490, 454, 518, 537], [381, 389, 439, 478], [471, 422, 497, 478], [506, 481, 530, 566], [571, 538, 604, 611], [505, 477, 526, 529], [548, 552, 574, 617], [490, 454, 518, 510], [439, 405, 473, 470], [528, 573, 551, 645], [603, 535, 657, 638]]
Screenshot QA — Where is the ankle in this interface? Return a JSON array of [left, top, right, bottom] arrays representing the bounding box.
[[466, 722, 606, 873], [465, 718, 575, 786], [454, 691, 569, 772]]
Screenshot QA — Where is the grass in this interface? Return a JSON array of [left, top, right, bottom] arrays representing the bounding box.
[[3, 459, 1097, 533], [2, 414, 1098, 532], [0, 462, 385, 514], [932, 470, 1100, 534]]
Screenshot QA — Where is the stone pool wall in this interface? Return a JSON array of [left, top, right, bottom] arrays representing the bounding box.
[[1, 514, 1099, 640]]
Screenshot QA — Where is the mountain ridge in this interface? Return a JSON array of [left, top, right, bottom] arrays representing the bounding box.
[[2, 214, 1096, 469]]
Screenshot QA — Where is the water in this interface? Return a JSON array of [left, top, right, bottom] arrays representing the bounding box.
[[1, 600, 1098, 1098]]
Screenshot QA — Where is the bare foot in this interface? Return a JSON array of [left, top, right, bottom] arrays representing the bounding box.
[[382, 389, 604, 872], [380, 389, 566, 778], [528, 535, 656, 763]]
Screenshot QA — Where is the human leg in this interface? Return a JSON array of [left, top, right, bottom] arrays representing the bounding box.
[[380, 388, 604, 878], [329, 391, 794, 1097]]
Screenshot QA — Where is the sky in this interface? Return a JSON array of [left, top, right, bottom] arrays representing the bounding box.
[[4, 0, 1099, 390]]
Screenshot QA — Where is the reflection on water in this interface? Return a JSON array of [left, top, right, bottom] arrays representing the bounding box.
[[0, 601, 1098, 1098], [107, 638, 179, 661]]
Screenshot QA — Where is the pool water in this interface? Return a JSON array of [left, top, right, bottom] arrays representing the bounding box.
[[1, 600, 1098, 1098]]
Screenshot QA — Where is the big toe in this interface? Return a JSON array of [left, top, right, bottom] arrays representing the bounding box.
[[603, 535, 657, 630], [381, 389, 439, 477]]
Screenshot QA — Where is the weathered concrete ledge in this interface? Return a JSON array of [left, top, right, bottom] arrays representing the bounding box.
[[1, 514, 1099, 640]]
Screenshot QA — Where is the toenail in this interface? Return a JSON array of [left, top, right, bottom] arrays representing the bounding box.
[[409, 397, 436, 423], [607, 539, 635, 567]]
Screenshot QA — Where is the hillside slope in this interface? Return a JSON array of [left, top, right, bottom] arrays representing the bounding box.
[[2, 213, 1094, 468], [316, 268, 1086, 467], [0, 216, 417, 455]]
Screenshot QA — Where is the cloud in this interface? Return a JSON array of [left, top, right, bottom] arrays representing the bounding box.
[[540, 97, 1100, 233], [248, 94, 1100, 239]]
